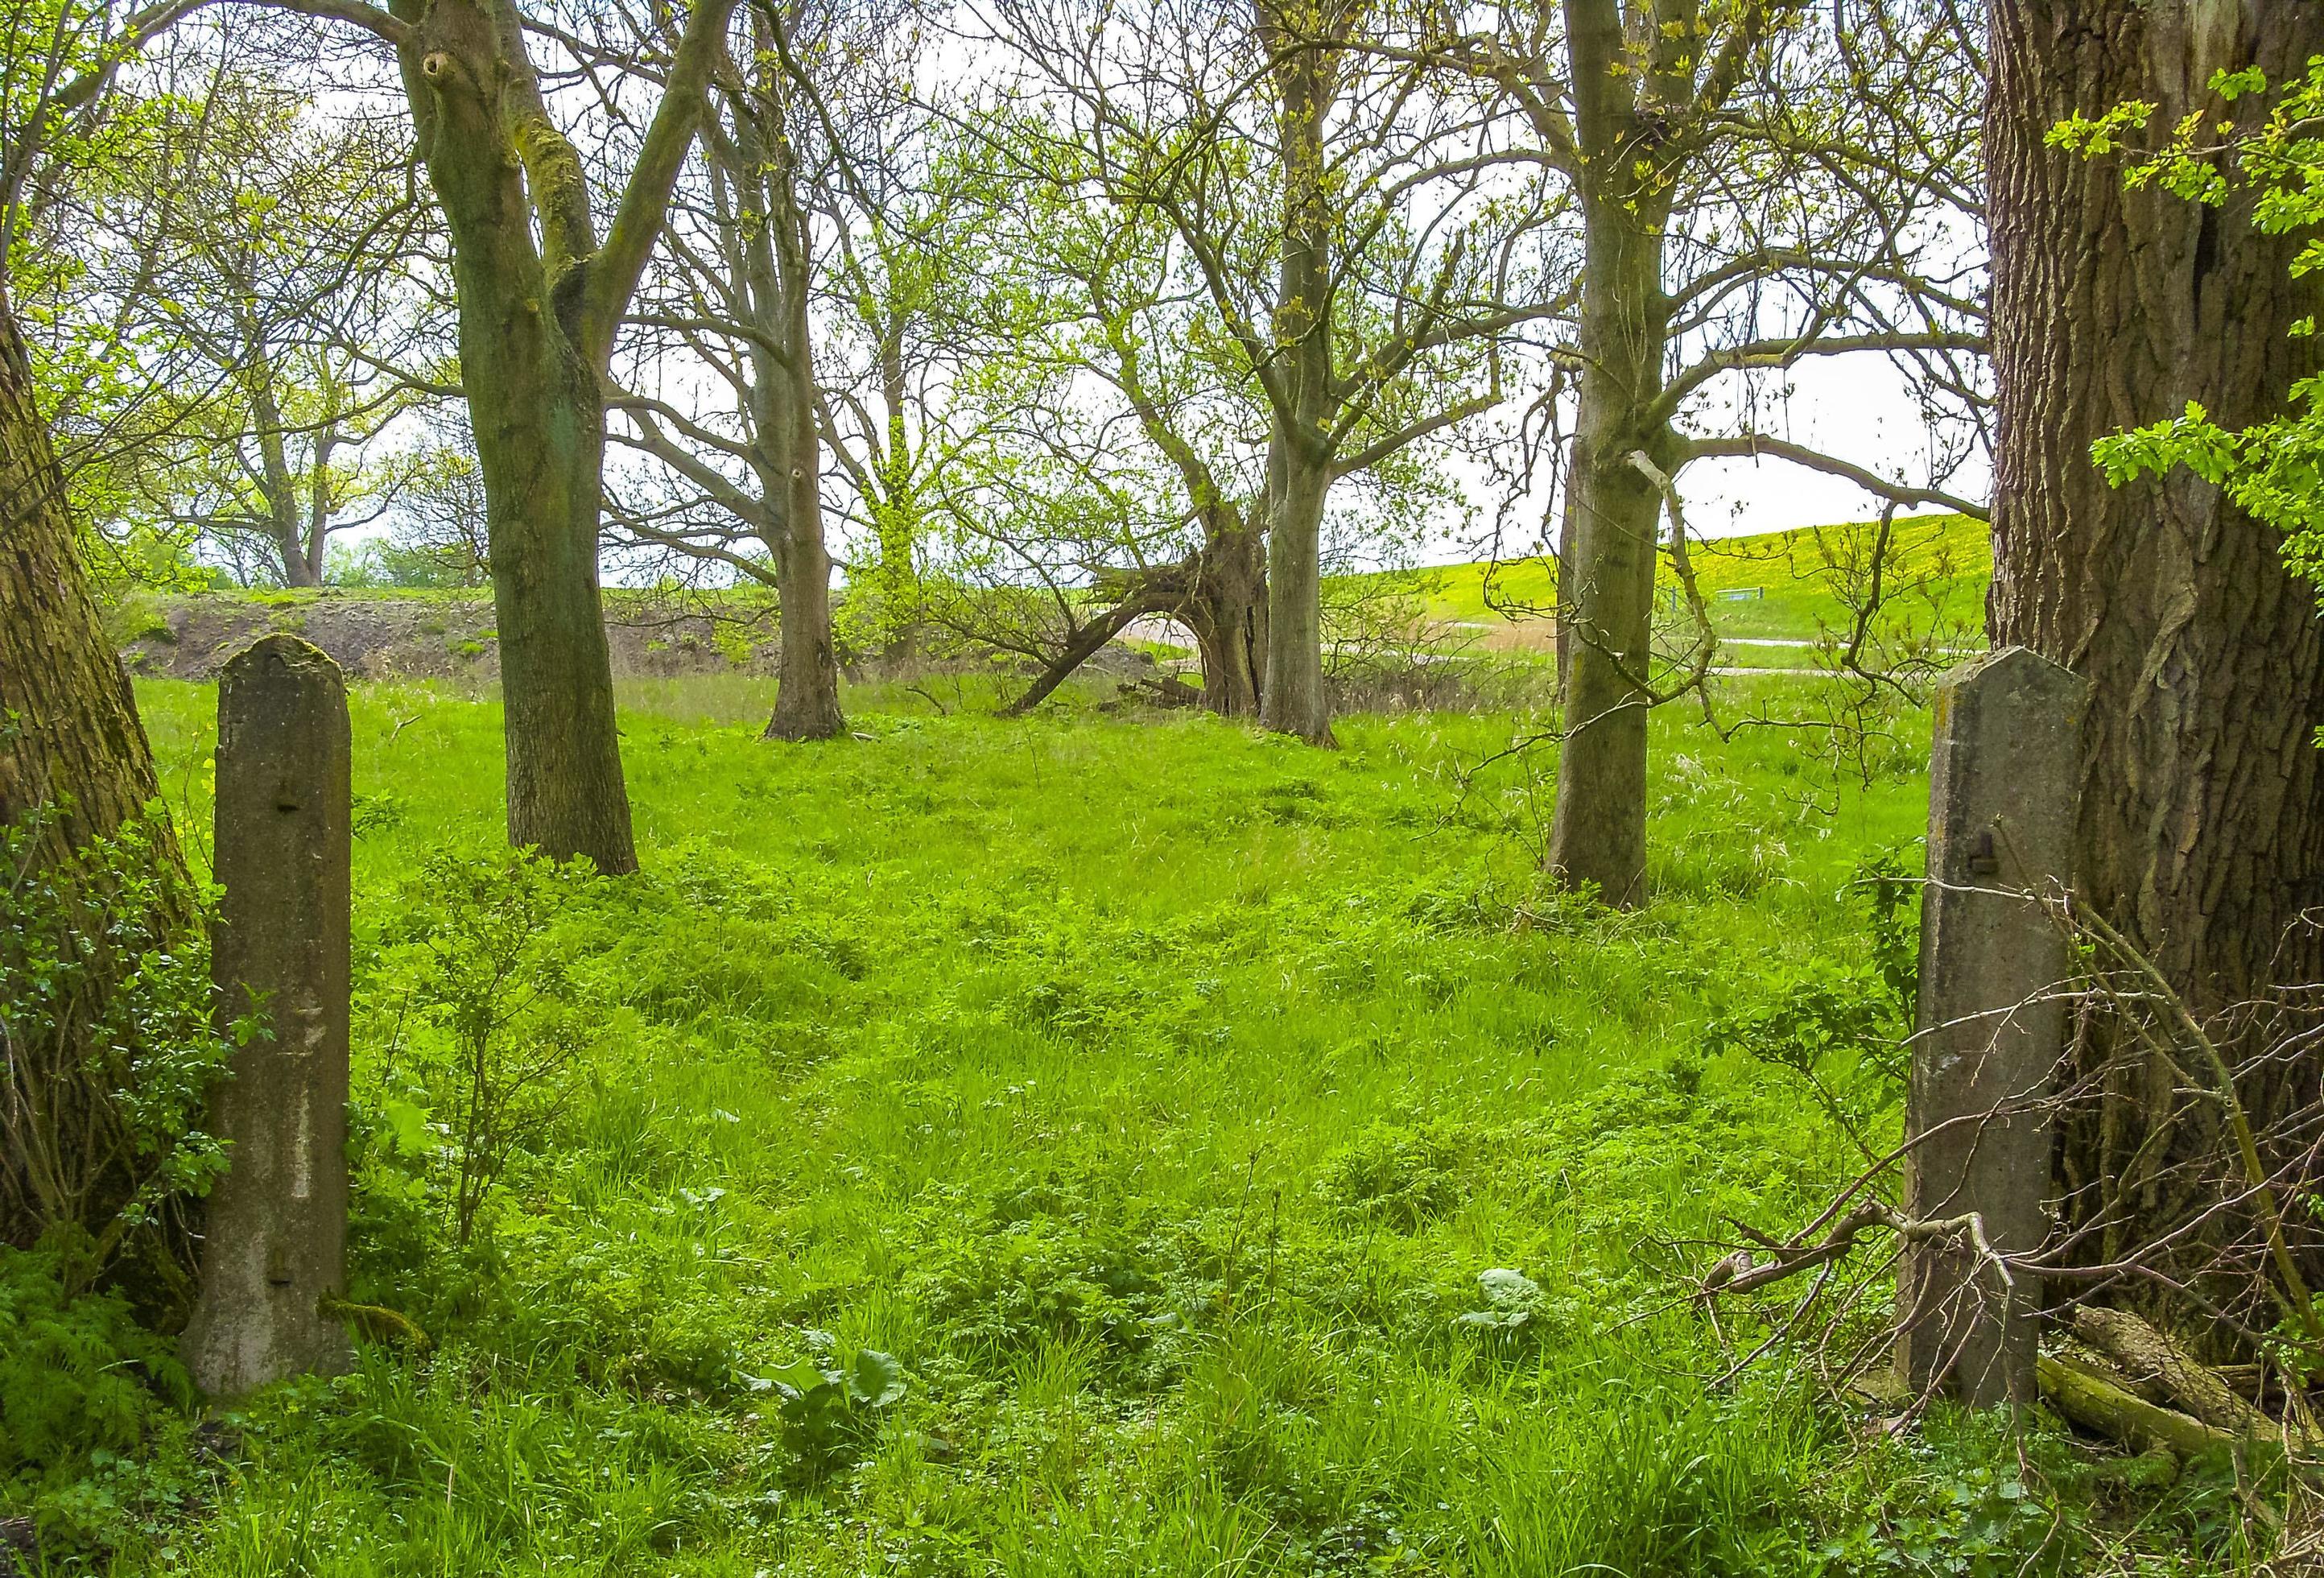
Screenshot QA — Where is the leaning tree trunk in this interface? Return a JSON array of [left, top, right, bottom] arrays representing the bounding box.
[[1544, 180, 1673, 907], [0, 294, 181, 870], [1986, 2, 2324, 1257], [1, 290, 198, 1280]]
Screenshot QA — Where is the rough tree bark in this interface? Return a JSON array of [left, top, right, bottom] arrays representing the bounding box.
[[1182, 512, 1267, 717], [1984, 1, 2324, 1250], [728, 37, 844, 742], [0, 293, 182, 872]]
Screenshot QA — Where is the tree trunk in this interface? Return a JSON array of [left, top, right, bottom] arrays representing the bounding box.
[[1185, 513, 1266, 718], [0, 293, 180, 870], [1256, 0, 1337, 746], [464, 287, 638, 871], [1985, 2, 2324, 1256], [392, 0, 644, 873], [1002, 594, 1168, 717], [741, 78, 844, 743], [1263, 444, 1333, 741], [765, 399, 844, 741], [242, 349, 317, 589], [1543, 0, 1675, 907]]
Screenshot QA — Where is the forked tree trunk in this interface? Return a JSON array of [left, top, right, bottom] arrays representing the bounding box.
[[392, 6, 638, 870], [378, 0, 730, 871], [0, 294, 181, 873], [1986, 2, 2324, 1254]]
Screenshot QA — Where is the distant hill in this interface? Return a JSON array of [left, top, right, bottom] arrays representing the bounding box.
[[1347, 513, 1990, 659]]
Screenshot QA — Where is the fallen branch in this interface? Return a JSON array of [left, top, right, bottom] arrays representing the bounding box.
[[2037, 1353, 2235, 1460], [2070, 1306, 2276, 1440], [1704, 1200, 2011, 1298]]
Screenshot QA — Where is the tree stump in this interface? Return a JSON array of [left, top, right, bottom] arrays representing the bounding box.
[[183, 635, 353, 1395]]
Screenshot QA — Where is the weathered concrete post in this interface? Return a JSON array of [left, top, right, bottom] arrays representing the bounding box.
[[184, 634, 353, 1395], [1895, 646, 2086, 1407]]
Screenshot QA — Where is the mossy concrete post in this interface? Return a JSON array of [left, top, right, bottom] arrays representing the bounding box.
[[184, 634, 353, 1395], [1897, 646, 2086, 1407]]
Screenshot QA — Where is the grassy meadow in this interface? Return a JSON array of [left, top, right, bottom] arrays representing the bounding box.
[[9, 662, 2246, 1578]]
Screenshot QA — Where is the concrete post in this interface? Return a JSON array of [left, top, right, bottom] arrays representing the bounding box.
[[1896, 646, 2086, 1407], [184, 634, 353, 1395]]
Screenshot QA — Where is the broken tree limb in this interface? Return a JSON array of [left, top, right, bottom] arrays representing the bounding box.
[[2070, 1307, 2274, 1439], [1704, 1200, 2015, 1299], [2037, 1353, 2235, 1460]]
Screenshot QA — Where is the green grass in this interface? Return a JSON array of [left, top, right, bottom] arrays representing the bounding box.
[[19, 673, 2252, 1576]]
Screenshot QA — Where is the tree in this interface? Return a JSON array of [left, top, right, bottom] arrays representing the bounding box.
[[0, 304, 176, 867], [1, 0, 191, 861], [611, 19, 1041, 708], [991, 0, 1556, 741], [916, 118, 1273, 717], [275, 0, 743, 870], [2, 0, 227, 1299], [1434, 0, 1986, 903], [609, 0, 890, 741], [1985, 4, 2324, 1253], [89, 78, 440, 588]]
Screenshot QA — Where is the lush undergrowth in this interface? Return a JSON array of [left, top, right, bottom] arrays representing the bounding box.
[[4, 676, 2254, 1575]]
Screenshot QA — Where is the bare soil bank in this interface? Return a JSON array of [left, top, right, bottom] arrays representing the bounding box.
[[113, 590, 786, 684]]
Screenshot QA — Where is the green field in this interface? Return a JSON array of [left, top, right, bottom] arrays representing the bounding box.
[[1373, 514, 1992, 669], [7, 671, 2249, 1576]]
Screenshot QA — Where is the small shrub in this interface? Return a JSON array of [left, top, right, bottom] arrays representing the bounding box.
[[364, 846, 599, 1245], [0, 1245, 200, 1554], [0, 1247, 190, 1482], [1320, 1120, 1472, 1233]]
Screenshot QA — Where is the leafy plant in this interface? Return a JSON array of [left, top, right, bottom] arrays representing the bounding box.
[[0, 807, 240, 1295], [369, 845, 597, 1244], [2053, 62, 2324, 597], [1453, 1267, 1546, 1339], [0, 1244, 204, 1555], [756, 1332, 906, 1477]]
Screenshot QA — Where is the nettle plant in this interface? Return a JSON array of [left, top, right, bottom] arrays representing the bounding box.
[[2053, 61, 2324, 575]]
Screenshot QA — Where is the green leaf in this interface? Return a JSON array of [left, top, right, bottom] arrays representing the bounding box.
[[847, 1348, 907, 1407], [766, 1356, 828, 1398], [1476, 1267, 1541, 1307], [381, 1098, 435, 1158]]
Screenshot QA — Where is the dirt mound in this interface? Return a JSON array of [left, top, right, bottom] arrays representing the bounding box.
[[115, 591, 785, 684]]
